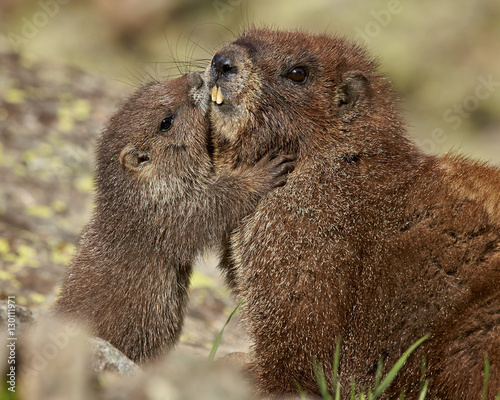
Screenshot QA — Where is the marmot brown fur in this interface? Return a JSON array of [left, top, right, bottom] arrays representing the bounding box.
[[203, 29, 500, 399], [54, 72, 295, 364]]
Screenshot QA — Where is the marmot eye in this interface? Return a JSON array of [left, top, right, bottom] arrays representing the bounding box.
[[159, 116, 173, 132], [287, 67, 307, 83]]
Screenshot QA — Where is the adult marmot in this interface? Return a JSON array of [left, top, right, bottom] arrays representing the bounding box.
[[204, 29, 500, 399]]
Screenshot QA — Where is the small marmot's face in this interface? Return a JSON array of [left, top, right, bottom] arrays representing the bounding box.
[[204, 29, 377, 163], [98, 73, 208, 182]]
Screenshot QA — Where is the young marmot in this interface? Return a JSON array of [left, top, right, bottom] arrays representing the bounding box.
[[54, 72, 295, 364], [203, 29, 500, 399]]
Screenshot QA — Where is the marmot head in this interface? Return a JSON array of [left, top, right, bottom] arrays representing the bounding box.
[[204, 29, 406, 165], [95, 73, 210, 206]]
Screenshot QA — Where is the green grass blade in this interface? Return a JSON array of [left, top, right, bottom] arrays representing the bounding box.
[[350, 378, 356, 400], [295, 382, 308, 399], [419, 356, 427, 393], [332, 336, 341, 391], [375, 356, 384, 388], [313, 359, 333, 400], [334, 381, 341, 400], [417, 379, 429, 400], [372, 335, 428, 399], [208, 298, 244, 361], [482, 354, 490, 400]]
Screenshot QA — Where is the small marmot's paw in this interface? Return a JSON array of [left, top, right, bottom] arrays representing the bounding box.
[[259, 154, 296, 188]]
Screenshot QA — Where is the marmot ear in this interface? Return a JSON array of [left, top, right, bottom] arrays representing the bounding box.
[[335, 71, 370, 116], [119, 146, 151, 171]]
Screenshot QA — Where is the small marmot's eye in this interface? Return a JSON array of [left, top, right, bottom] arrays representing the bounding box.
[[159, 116, 173, 132], [287, 67, 307, 83]]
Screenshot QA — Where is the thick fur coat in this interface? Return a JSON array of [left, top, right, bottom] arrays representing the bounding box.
[[204, 29, 500, 399]]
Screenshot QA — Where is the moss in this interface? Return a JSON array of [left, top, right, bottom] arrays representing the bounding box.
[[3, 88, 26, 104], [29, 292, 45, 304], [51, 199, 67, 213], [58, 106, 76, 132], [12, 163, 27, 177], [50, 242, 76, 265], [75, 175, 94, 193], [191, 271, 217, 289], [72, 98, 92, 121], [0, 238, 10, 254], [0, 270, 14, 281], [25, 205, 53, 219], [57, 97, 92, 132], [16, 245, 40, 268]]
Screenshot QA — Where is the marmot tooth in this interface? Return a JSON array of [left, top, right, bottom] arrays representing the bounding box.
[[216, 86, 224, 105], [211, 86, 218, 103]]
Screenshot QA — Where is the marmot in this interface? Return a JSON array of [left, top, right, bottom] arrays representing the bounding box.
[[203, 29, 500, 399], [54, 72, 295, 364]]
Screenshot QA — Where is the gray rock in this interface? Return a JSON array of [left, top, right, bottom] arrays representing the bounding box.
[[90, 337, 141, 376], [105, 352, 254, 400], [0, 301, 255, 399], [0, 299, 34, 331]]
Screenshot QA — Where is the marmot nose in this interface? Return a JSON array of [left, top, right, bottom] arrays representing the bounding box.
[[211, 53, 238, 76]]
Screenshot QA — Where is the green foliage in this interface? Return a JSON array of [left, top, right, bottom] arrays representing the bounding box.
[[209, 327, 487, 400], [309, 336, 429, 400], [208, 298, 244, 362], [417, 380, 429, 400], [332, 336, 341, 400], [481, 355, 500, 400], [307, 337, 495, 400], [295, 382, 308, 400], [0, 378, 18, 400], [482, 354, 490, 400], [211, 319, 495, 400], [313, 360, 333, 400], [372, 336, 429, 399]]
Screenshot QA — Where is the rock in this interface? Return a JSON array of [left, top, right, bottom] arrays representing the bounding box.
[[0, 299, 34, 331], [0, 301, 255, 399], [18, 319, 96, 400], [104, 352, 254, 400], [90, 337, 141, 376]]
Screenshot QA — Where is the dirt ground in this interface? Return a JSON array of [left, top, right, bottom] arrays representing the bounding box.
[[0, 50, 249, 361]]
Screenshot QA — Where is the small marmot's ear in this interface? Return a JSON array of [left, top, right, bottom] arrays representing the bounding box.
[[119, 146, 151, 171], [335, 71, 370, 116]]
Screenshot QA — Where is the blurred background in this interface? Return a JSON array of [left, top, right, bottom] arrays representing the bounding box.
[[0, 0, 499, 356]]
